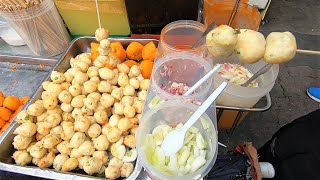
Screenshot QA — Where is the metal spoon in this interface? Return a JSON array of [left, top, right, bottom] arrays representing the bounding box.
[[241, 64, 272, 87], [192, 22, 217, 49], [161, 82, 228, 156]]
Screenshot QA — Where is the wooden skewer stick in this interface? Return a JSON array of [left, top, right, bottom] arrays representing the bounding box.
[[228, 0, 241, 26], [296, 49, 320, 55], [95, 0, 101, 29]]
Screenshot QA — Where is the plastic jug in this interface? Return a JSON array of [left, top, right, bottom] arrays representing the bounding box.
[[204, 0, 261, 30]]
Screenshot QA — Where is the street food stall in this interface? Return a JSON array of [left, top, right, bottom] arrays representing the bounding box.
[[0, 0, 318, 179]]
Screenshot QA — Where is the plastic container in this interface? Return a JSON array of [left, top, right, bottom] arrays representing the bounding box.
[[54, 0, 130, 37], [0, 0, 71, 57], [204, 0, 261, 31], [156, 20, 207, 60], [0, 20, 25, 46], [144, 52, 213, 113], [213, 54, 279, 107], [137, 100, 218, 180]]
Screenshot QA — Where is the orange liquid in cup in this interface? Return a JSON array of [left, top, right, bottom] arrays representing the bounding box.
[[174, 45, 192, 50]]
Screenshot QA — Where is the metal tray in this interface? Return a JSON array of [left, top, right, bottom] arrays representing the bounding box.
[[0, 37, 158, 180]]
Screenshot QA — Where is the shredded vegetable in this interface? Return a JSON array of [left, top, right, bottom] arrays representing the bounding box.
[[144, 124, 207, 176], [218, 63, 258, 87]]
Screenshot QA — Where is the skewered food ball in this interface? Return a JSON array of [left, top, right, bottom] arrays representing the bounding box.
[[100, 39, 111, 49], [206, 25, 237, 58], [264, 31, 297, 64], [95, 28, 109, 42], [235, 29, 266, 64]]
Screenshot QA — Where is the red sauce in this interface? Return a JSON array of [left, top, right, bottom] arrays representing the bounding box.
[[174, 45, 192, 50]]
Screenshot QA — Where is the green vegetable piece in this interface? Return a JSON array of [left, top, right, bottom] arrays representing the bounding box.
[[148, 96, 161, 108], [152, 146, 165, 166], [196, 133, 207, 150]]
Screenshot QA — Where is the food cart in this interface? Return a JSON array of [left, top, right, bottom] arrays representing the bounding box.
[[0, 0, 308, 179]]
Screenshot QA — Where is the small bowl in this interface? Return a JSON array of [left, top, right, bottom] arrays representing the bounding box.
[[136, 100, 218, 180]]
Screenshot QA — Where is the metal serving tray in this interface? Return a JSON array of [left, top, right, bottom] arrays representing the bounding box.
[[0, 37, 158, 180]]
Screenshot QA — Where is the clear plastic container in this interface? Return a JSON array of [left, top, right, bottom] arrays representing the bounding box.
[[137, 100, 218, 180], [0, 20, 25, 46], [144, 52, 213, 113], [0, 0, 71, 57], [213, 54, 279, 107], [204, 0, 261, 31], [156, 20, 207, 60]]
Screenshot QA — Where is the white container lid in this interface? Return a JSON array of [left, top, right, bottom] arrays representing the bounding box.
[[0, 19, 26, 46]]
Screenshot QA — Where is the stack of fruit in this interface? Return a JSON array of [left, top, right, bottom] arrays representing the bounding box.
[[90, 40, 157, 79], [0, 91, 29, 135]]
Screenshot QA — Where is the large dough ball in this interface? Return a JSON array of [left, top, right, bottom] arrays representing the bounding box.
[[264, 32, 297, 64], [235, 29, 266, 64], [206, 25, 237, 58]]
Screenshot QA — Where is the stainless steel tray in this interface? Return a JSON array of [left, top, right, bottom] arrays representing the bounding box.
[[0, 37, 158, 180]]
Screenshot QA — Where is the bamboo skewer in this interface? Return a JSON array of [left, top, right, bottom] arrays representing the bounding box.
[[95, 0, 102, 29], [205, 44, 320, 57], [296, 49, 320, 55], [228, 0, 241, 26], [225, 0, 320, 57]]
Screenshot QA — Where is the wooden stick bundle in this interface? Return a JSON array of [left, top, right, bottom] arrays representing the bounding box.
[[0, 0, 70, 56]]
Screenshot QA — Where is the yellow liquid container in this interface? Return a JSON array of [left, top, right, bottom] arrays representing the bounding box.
[[54, 0, 130, 37]]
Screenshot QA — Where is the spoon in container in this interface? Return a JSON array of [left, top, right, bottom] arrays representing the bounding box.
[[183, 64, 227, 148], [241, 64, 272, 87], [161, 81, 228, 156]]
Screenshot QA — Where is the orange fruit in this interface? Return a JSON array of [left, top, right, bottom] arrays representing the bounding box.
[[2, 122, 10, 132], [91, 42, 100, 52], [20, 96, 30, 105], [0, 91, 3, 97], [123, 60, 139, 68], [142, 42, 157, 61], [140, 60, 154, 79], [126, 42, 144, 61], [0, 107, 12, 121], [3, 96, 21, 111], [110, 42, 126, 62], [105, 63, 115, 70], [0, 118, 5, 128], [90, 42, 100, 61], [0, 96, 4, 107]]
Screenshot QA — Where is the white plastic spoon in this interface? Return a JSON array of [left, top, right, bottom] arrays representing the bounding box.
[[184, 64, 221, 96], [161, 81, 228, 156], [182, 64, 227, 148], [149, 64, 221, 108]]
